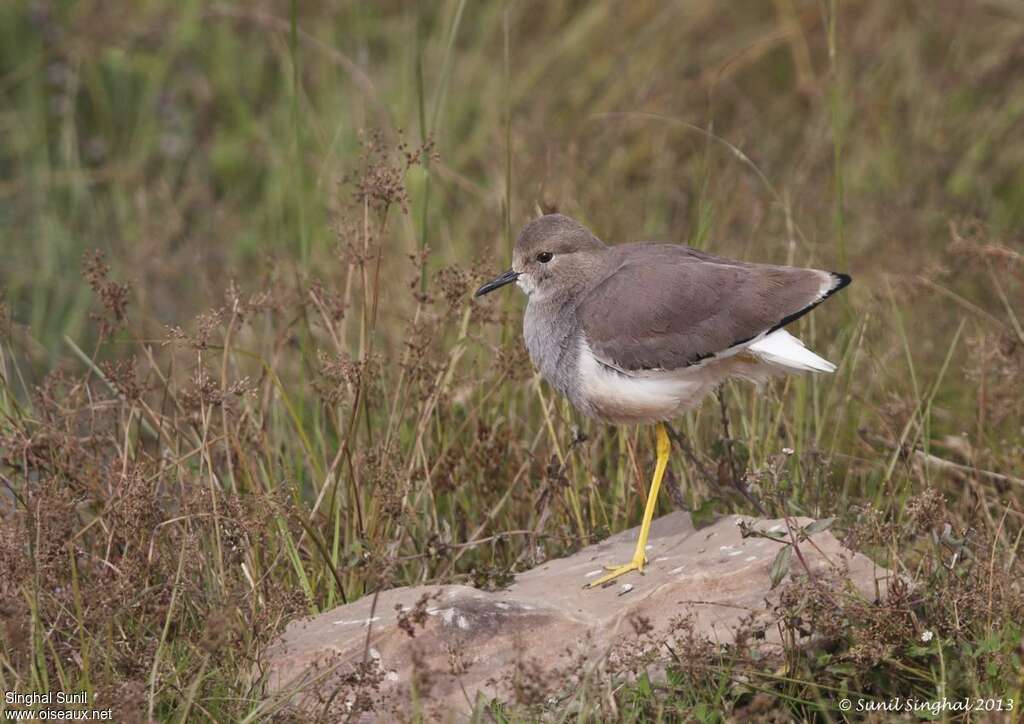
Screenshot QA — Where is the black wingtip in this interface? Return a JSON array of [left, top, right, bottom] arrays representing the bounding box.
[[759, 270, 853, 340], [829, 272, 852, 294]]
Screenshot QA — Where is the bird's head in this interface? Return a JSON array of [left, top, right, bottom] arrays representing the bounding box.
[[475, 214, 605, 299]]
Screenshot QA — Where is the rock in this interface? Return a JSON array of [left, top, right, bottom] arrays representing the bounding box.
[[262, 512, 891, 720]]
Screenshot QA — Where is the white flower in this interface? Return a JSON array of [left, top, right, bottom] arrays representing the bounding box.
[[921, 630, 934, 643], [782, 447, 794, 455]]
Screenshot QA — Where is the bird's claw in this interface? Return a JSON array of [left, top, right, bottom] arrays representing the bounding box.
[[586, 558, 646, 588]]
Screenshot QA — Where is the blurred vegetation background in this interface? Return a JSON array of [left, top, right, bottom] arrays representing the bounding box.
[[5, 0, 1023, 354], [1, 0, 1023, 720]]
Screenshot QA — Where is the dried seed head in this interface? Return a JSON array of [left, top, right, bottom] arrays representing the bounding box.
[[82, 249, 130, 337]]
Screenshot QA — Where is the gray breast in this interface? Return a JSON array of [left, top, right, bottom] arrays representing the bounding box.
[[522, 298, 585, 407]]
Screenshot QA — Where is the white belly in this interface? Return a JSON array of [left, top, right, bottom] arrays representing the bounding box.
[[576, 341, 726, 423], [575, 328, 833, 425]]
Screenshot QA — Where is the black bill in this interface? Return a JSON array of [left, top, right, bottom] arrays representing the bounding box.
[[474, 269, 520, 297]]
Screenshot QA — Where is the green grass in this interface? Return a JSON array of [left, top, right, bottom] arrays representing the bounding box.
[[1, 1, 1023, 721]]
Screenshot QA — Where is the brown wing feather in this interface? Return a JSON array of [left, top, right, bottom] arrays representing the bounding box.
[[580, 244, 847, 371]]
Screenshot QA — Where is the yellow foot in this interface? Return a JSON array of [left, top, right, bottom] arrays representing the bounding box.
[[585, 558, 645, 588]]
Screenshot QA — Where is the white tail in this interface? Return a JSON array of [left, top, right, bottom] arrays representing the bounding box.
[[748, 329, 836, 373]]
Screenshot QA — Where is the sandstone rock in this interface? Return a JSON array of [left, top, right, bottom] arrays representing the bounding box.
[[262, 512, 892, 720]]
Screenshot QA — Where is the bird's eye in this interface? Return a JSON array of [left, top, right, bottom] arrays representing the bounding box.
[[536, 252, 553, 263]]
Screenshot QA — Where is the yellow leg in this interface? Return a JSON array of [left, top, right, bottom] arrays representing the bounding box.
[[586, 422, 671, 588]]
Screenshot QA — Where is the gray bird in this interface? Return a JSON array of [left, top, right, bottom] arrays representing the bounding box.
[[476, 213, 850, 587]]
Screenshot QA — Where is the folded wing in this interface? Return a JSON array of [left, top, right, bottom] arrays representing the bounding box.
[[579, 244, 849, 372]]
